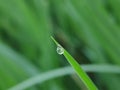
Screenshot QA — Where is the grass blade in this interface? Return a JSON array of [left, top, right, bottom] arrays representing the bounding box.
[[51, 36, 98, 90], [9, 64, 120, 90]]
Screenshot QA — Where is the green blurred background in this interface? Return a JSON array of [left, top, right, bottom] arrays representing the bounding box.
[[0, 0, 120, 90]]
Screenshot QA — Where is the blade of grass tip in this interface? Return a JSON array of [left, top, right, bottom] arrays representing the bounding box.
[[51, 36, 98, 90]]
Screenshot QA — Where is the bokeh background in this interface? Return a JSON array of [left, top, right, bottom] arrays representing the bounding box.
[[0, 0, 120, 90]]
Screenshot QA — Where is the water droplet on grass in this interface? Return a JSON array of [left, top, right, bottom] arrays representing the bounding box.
[[56, 45, 64, 55]]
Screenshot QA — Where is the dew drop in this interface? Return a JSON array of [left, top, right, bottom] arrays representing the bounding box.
[[56, 45, 64, 55]]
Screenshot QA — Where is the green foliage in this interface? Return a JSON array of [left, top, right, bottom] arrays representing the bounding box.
[[51, 36, 97, 90], [9, 64, 120, 90], [0, 0, 120, 90]]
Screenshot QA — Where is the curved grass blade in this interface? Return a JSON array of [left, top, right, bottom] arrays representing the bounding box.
[[51, 36, 98, 90], [9, 64, 120, 90]]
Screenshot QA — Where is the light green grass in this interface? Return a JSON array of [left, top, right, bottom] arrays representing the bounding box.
[[51, 36, 98, 90], [9, 64, 120, 90], [1, 0, 120, 90]]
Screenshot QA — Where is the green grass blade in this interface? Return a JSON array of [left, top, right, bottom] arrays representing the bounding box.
[[51, 36, 98, 90], [9, 64, 120, 90]]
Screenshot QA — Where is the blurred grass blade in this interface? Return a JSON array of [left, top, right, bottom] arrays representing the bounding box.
[[51, 36, 98, 90], [9, 64, 120, 90]]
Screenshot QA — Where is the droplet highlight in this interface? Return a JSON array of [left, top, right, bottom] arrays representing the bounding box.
[[56, 45, 64, 55]]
